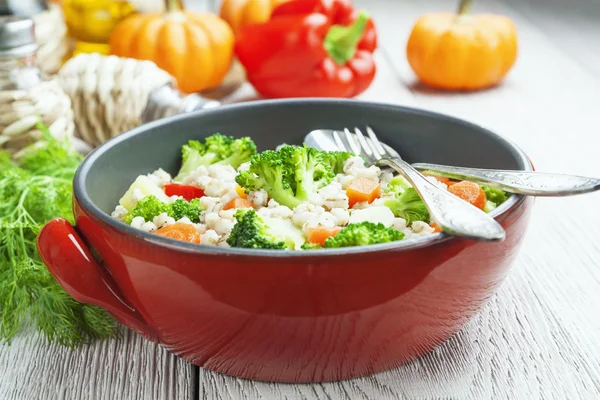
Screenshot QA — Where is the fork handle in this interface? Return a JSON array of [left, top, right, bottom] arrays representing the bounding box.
[[412, 163, 600, 196], [377, 158, 506, 242]]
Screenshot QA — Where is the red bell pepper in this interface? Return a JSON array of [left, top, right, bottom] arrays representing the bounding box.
[[235, 0, 377, 99], [164, 184, 204, 201]]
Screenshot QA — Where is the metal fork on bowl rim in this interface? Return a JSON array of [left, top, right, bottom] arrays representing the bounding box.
[[305, 127, 507, 242], [305, 127, 600, 196]]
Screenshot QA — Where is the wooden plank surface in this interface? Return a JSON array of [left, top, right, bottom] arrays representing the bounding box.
[[0, 327, 195, 400]]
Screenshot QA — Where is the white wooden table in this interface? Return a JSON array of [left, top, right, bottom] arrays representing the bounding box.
[[2, 0, 600, 399]]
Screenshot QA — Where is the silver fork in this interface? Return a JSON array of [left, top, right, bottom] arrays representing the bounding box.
[[307, 127, 506, 242], [306, 128, 600, 197]]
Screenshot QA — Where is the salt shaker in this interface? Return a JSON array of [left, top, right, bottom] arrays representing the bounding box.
[[0, 16, 77, 155]]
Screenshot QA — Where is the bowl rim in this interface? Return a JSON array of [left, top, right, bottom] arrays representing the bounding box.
[[74, 98, 532, 258]]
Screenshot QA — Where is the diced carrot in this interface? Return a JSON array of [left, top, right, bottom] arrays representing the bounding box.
[[155, 223, 201, 244], [430, 222, 443, 233], [306, 226, 343, 246], [235, 184, 248, 199], [448, 181, 486, 210], [223, 197, 254, 210], [347, 178, 381, 208]]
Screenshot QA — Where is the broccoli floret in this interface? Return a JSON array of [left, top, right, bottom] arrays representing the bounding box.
[[227, 209, 305, 250], [124, 195, 203, 225], [168, 198, 203, 223], [385, 175, 411, 193], [236, 145, 335, 209], [174, 133, 257, 181], [481, 186, 508, 213], [323, 150, 353, 174], [481, 186, 508, 205], [124, 195, 168, 224], [324, 222, 404, 248], [301, 242, 324, 250], [384, 187, 430, 224]]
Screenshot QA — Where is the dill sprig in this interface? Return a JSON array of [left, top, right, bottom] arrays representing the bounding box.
[[0, 124, 117, 347]]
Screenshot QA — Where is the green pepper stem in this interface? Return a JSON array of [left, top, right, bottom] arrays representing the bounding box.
[[457, 0, 472, 15], [324, 11, 370, 65], [165, 0, 184, 12]]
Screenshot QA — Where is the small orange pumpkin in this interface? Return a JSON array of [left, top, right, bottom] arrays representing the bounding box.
[[406, 0, 518, 91], [109, 0, 235, 93], [219, 0, 292, 36]]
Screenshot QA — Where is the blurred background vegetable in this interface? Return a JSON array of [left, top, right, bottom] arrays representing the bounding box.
[[219, 0, 291, 36], [235, 0, 377, 98], [406, 0, 518, 91], [109, 0, 235, 93], [63, 0, 137, 56]]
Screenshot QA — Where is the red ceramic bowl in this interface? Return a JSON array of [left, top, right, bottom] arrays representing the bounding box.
[[37, 99, 533, 382]]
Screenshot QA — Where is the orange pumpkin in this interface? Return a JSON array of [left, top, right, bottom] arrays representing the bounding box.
[[109, 0, 235, 93], [406, 0, 518, 91], [219, 0, 291, 36]]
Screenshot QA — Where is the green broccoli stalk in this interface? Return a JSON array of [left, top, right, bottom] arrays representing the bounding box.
[[174, 133, 256, 181], [124, 195, 203, 224], [236, 145, 339, 209], [324, 222, 404, 248], [481, 186, 509, 213], [289, 146, 335, 201], [385, 175, 411, 193], [384, 187, 430, 224], [227, 209, 305, 250]]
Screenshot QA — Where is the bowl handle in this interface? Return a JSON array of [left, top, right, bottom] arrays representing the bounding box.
[[37, 218, 156, 341]]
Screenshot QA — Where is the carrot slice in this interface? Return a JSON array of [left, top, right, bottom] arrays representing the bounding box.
[[155, 223, 201, 244], [223, 197, 254, 210], [235, 184, 248, 199], [347, 178, 381, 208], [306, 226, 343, 246], [448, 181, 486, 210]]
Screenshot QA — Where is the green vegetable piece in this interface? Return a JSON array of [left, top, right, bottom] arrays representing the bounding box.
[[227, 209, 305, 250], [322, 150, 353, 174], [124, 195, 204, 225], [168, 198, 203, 223], [483, 200, 498, 213], [119, 175, 170, 211], [174, 133, 257, 181], [384, 187, 430, 224], [385, 175, 411, 193], [235, 145, 337, 209], [324, 221, 404, 248], [301, 242, 324, 250], [481, 186, 508, 206], [124, 195, 169, 224]]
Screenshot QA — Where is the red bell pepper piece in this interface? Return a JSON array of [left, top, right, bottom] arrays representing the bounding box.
[[164, 184, 204, 201], [235, 0, 377, 99]]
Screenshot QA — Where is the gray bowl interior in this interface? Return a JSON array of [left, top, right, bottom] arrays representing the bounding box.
[[81, 99, 529, 222]]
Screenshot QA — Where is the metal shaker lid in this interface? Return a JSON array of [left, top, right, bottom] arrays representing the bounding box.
[[0, 16, 38, 56]]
